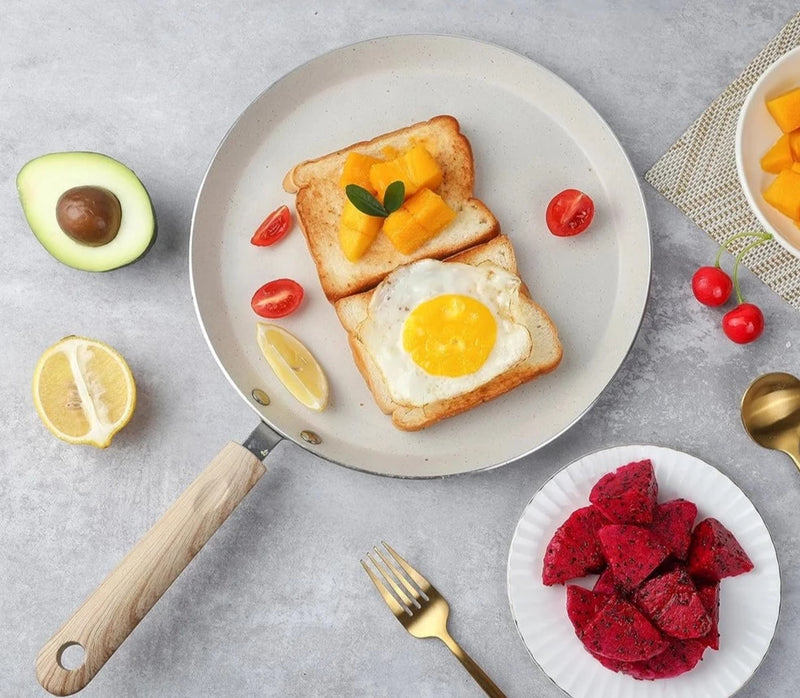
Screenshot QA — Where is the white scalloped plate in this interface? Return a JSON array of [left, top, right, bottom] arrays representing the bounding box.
[[507, 445, 780, 698]]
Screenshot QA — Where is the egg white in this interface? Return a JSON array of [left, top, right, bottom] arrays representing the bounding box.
[[356, 259, 532, 407]]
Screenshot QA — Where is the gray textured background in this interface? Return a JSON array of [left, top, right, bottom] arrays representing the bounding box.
[[2, 1, 799, 696]]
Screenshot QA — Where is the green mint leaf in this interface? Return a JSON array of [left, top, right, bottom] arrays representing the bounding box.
[[383, 180, 405, 213], [345, 184, 388, 217]]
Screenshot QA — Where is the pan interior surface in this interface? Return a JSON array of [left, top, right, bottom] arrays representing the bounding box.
[[190, 35, 650, 478]]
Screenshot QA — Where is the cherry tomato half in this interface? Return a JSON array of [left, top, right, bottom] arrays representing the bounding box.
[[251, 278, 304, 318], [691, 266, 733, 307], [546, 189, 595, 237], [722, 303, 764, 344], [250, 205, 292, 246]]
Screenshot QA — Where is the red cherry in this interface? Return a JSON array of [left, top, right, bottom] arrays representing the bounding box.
[[722, 303, 764, 344], [691, 266, 733, 306]]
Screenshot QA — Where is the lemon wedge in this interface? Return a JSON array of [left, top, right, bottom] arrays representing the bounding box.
[[32, 335, 136, 448], [256, 323, 329, 411]]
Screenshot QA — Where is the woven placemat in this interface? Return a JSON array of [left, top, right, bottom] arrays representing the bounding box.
[[645, 12, 800, 310]]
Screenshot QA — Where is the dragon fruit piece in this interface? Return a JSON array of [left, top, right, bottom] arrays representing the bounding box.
[[634, 568, 710, 639], [621, 637, 707, 680], [651, 499, 697, 560], [598, 524, 669, 590], [589, 459, 658, 524], [593, 567, 618, 595], [566, 585, 611, 637], [634, 569, 684, 618], [542, 505, 606, 585], [590, 651, 626, 673], [687, 518, 754, 582], [697, 582, 720, 650], [581, 596, 668, 662]]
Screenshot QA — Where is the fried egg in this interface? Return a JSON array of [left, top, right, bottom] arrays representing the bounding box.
[[356, 259, 533, 407]]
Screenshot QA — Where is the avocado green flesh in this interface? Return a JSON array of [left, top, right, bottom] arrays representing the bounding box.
[[17, 152, 157, 272]]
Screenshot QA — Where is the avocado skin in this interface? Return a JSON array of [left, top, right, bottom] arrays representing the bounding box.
[[17, 152, 158, 272]]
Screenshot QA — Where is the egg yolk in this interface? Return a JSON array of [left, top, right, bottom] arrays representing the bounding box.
[[402, 294, 497, 377]]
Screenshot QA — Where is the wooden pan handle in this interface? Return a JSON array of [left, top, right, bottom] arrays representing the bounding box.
[[36, 442, 266, 695]]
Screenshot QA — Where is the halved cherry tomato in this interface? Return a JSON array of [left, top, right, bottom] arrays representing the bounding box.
[[251, 205, 292, 246], [251, 278, 304, 318], [546, 189, 595, 237]]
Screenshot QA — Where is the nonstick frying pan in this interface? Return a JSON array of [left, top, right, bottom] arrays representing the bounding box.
[[35, 35, 650, 695]]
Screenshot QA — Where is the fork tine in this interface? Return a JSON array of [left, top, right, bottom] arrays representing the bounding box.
[[360, 557, 408, 617], [382, 541, 431, 592], [367, 551, 418, 609], [374, 547, 424, 606]]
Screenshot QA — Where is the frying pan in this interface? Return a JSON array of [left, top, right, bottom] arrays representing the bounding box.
[[35, 35, 650, 695]]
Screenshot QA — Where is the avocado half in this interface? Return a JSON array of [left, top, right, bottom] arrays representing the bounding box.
[[17, 152, 157, 272]]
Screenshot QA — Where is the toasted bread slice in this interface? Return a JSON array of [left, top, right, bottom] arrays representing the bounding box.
[[334, 235, 563, 431], [283, 115, 499, 302]]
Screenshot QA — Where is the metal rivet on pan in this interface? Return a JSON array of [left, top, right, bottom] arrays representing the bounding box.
[[300, 430, 321, 445], [251, 389, 270, 406]]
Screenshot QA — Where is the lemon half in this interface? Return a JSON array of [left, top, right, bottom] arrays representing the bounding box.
[[32, 335, 136, 448], [256, 323, 329, 411]]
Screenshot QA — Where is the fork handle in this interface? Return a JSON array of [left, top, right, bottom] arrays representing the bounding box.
[[440, 630, 506, 698]]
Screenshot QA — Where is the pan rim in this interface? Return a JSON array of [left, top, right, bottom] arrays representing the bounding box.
[[189, 33, 652, 479]]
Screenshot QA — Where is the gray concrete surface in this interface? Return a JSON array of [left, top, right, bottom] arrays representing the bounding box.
[[2, 1, 799, 696]]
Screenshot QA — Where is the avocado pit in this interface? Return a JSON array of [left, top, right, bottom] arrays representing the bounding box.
[[56, 186, 122, 246]]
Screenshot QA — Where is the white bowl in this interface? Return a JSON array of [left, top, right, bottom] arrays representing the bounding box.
[[736, 45, 800, 259]]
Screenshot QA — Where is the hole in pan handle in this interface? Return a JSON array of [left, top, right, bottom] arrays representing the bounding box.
[[35, 422, 282, 695]]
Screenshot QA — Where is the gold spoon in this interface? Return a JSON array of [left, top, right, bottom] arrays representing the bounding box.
[[741, 372, 800, 472]]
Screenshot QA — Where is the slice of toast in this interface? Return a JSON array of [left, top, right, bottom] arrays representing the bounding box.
[[334, 235, 563, 431], [283, 115, 499, 302]]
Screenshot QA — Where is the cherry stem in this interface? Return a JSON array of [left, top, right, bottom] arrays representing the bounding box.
[[714, 231, 770, 268], [730, 233, 772, 304]]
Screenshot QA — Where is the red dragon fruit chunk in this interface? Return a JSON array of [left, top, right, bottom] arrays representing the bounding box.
[[593, 567, 617, 595], [634, 569, 685, 619], [566, 585, 611, 637], [590, 650, 626, 673], [634, 568, 710, 639], [581, 596, 668, 662], [589, 459, 658, 524], [598, 524, 669, 590], [687, 518, 754, 582], [651, 499, 697, 560], [621, 637, 707, 680], [696, 582, 720, 650], [542, 506, 606, 585]]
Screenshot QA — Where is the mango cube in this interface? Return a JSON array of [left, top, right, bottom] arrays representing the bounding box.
[[368, 144, 443, 202], [338, 199, 383, 262], [383, 188, 456, 255], [763, 168, 800, 220], [767, 87, 800, 133], [383, 209, 431, 255], [339, 152, 382, 192], [791, 162, 800, 174], [369, 159, 411, 202], [402, 144, 443, 193], [761, 134, 793, 173], [404, 187, 456, 233]]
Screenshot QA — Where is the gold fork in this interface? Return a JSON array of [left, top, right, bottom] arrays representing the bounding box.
[[361, 542, 507, 698]]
